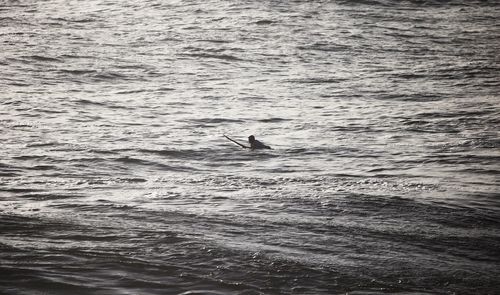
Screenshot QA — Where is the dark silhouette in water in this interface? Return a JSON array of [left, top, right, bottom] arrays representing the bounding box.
[[223, 135, 271, 150], [248, 135, 271, 150]]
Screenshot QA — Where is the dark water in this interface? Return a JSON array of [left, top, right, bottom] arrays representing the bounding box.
[[1, 0, 500, 294]]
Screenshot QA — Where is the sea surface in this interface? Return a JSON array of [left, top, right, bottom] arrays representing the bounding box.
[[1, 0, 500, 294]]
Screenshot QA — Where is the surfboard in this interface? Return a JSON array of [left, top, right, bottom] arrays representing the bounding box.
[[223, 135, 248, 149]]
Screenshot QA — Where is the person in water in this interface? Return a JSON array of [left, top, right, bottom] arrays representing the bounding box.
[[248, 135, 271, 150]]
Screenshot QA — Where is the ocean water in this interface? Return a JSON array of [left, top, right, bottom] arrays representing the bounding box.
[[1, 0, 500, 294]]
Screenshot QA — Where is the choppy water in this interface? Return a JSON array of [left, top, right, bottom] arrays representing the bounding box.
[[1, 0, 500, 294]]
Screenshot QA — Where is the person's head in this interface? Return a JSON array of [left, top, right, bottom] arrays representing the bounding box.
[[248, 135, 255, 143]]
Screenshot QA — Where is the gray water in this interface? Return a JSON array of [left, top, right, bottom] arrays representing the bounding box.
[[1, 0, 500, 294]]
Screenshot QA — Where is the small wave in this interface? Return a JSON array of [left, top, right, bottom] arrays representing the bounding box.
[[288, 77, 349, 84], [297, 43, 351, 52], [88, 149, 119, 155], [189, 118, 244, 124], [459, 168, 500, 175], [156, 87, 176, 92], [429, 138, 500, 151], [5, 81, 30, 87], [25, 142, 59, 148], [17, 193, 83, 200], [11, 155, 49, 160], [73, 99, 107, 106], [0, 17, 17, 22], [66, 156, 108, 163], [117, 177, 148, 183], [59, 69, 128, 81], [415, 109, 495, 119], [0, 172, 19, 177], [59, 69, 97, 75], [2, 188, 44, 193], [338, 0, 389, 6], [197, 39, 233, 44], [0, 162, 23, 177], [60, 54, 94, 59], [93, 72, 128, 80], [179, 53, 243, 62], [425, 154, 500, 166], [47, 17, 96, 23], [375, 93, 444, 102], [329, 125, 380, 133], [113, 156, 195, 171], [114, 89, 149, 94], [255, 19, 276, 25], [31, 108, 67, 114], [138, 148, 204, 159], [257, 118, 291, 123], [22, 55, 63, 63], [71, 18, 97, 23], [284, 146, 366, 157], [177, 291, 229, 295], [235, 96, 269, 101], [26, 165, 58, 171]]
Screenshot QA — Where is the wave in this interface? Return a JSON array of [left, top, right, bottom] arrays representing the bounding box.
[[46, 16, 97, 24], [257, 117, 291, 123], [72, 98, 107, 106], [113, 156, 197, 172], [138, 148, 203, 158], [25, 142, 59, 148], [58, 69, 129, 82], [1, 187, 44, 193], [188, 118, 245, 124], [179, 53, 244, 62], [21, 55, 63, 63], [16, 193, 85, 201], [196, 39, 233, 44], [297, 43, 352, 53], [93, 72, 128, 81], [60, 54, 94, 59], [26, 165, 58, 171], [59, 69, 97, 75], [254, 19, 276, 25], [114, 89, 150, 94], [288, 77, 349, 84], [338, 0, 499, 7], [424, 154, 500, 165], [374, 93, 445, 102], [11, 155, 49, 160]]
